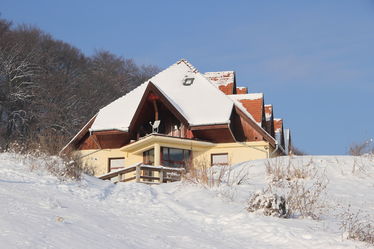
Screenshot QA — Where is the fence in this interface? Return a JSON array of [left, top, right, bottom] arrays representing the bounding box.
[[98, 163, 185, 184]]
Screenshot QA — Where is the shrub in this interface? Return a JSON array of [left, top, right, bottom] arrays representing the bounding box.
[[265, 157, 317, 184], [183, 158, 250, 188], [3, 144, 94, 181], [339, 207, 374, 245], [290, 145, 306, 155], [43, 153, 95, 180], [247, 191, 287, 217], [351, 156, 374, 177], [285, 177, 328, 219], [257, 157, 328, 219], [183, 158, 251, 201], [348, 139, 374, 156]]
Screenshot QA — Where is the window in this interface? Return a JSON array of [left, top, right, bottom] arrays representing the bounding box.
[[211, 153, 228, 166], [143, 149, 154, 165], [183, 78, 194, 86], [161, 147, 191, 168], [108, 157, 125, 172]]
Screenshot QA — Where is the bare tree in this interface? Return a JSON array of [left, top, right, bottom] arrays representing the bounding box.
[[348, 139, 374, 156], [290, 145, 306, 155], [0, 18, 159, 153]]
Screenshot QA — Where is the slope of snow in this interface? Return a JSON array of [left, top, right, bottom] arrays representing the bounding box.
[[0, 153, 373, 249], [90, 83, 148, 132]]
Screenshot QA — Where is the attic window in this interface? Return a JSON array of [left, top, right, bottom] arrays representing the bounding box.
[[183, 78, 194, 86]]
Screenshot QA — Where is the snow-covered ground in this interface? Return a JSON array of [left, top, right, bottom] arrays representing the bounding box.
[[0, 153, 373, 249]]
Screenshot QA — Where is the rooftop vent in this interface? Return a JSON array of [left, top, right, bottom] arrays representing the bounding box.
[[183, 77, 194, 86]]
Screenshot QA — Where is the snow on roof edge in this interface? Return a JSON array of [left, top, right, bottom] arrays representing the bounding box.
[[94, 59, 196, 114], [177, 59, 199, 73], [204, 70, 235, 75], [89, 128, 129, 133], [228, 96, 276, 145], [229, 93, 264, 100], [60, 113, 98, 155]]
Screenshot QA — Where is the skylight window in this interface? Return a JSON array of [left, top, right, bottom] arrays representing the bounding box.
[[183, 78, 194, 86]]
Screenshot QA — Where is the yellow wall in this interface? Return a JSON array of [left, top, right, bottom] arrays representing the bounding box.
[[77, 149, 127, 176], [192, 141, 270, 167], [77, 137, 272, 176]]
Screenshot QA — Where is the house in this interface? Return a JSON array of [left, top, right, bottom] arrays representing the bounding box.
[[61, 59, 291, 181]]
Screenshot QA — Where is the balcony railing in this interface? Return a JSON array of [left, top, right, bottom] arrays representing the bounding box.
[[98, 163, 185, 184]]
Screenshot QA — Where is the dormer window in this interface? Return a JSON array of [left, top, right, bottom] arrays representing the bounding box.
[[183, 78, 194, 86]]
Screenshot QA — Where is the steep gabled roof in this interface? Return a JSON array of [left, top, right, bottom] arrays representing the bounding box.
[[228, 93, 264, 125], [264, 104, 273, 121], [263, 104, 275, 138], [273, 118, 285, 149], [273, 118, 283, 133], [90, 59, 234, 132], [129, 81, 189, 130], [203, 71, 235, 95], [227, 93, 276, 146], [236, 87, 248, 94]]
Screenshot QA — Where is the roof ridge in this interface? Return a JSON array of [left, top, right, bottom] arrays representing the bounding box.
[[204, 70, 235, 74], [176, 59, 199, 73], [247, 92, 264, 96], [228, 93, 264, 100], [101, 59, 199, 112]]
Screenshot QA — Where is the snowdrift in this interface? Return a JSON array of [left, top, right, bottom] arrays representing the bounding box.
[[0, 153, 373, 249]]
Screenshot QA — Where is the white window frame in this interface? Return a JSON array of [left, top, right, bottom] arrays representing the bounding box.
[[211, 153, 229, 166], [108, 157, 125, 172]]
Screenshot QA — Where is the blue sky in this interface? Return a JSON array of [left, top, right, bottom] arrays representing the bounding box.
[[2, 0, 374, 154]]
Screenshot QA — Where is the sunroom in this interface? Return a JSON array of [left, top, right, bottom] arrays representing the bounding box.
[[98, 134, 214, 184]]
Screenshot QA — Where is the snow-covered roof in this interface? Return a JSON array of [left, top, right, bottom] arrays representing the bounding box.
[[203, 71, 234, 87], [274, 118, 283, 133], [90, 59, 234, 132], [236, 86, 248, 94], [264, 104, 273, 121], [228, 93, 264, 125], [229, 93, 263, 101], [204, 71, 235, 95]]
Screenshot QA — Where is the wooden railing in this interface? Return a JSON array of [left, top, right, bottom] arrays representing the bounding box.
[[98, 163, 185, 184]]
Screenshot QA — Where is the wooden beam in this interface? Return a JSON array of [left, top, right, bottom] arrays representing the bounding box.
[[60, 114, 98, 155], [136, 165, 141, 182], [92, 133, 102, 149], [93, 130, 128, 136], [129, 82, 189, 132], [190, 124, 229, 131], [159, 170, 164, 183], [234, 106, 276, 147], [152, 99, 159, 120]]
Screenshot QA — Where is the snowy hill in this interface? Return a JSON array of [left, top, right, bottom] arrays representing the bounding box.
[[0, 153, 373, 249]]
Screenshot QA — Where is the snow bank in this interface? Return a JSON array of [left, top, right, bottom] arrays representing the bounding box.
[[0, 153, 373, 248]]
